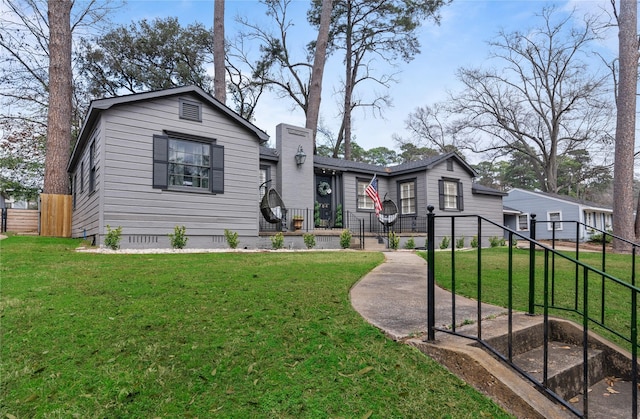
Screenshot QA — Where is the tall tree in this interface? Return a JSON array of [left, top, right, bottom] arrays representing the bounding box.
[[313, 0, 448, 160], [305, 0, 333, 146], [79, 18, 215, 97], [213, 0, 226, 103], [451, 6, 613, 194], [44, 0, 73, 194], [612, 0, 639, 249]]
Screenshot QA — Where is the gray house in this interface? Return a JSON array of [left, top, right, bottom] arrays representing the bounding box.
[[503, 188, 613, 242], [68, 85, 506, 249]]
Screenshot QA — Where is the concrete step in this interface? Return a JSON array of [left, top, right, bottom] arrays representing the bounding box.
[[412, 315, 639, 418], [566, 375, 637, 418], [512, 341, 606, 400], [363, 236, 388, 250]]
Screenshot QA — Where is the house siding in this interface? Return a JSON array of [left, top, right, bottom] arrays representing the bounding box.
[[74, 94, 262, 247], [71, 122, 103, 242], [504, 189, 584, 241], [425, 160, 503, 247]]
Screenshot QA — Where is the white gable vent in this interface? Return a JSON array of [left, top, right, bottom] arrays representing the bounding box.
[[179, 99, 202, 122]]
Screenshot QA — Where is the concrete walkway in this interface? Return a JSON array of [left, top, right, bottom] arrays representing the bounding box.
[[350, 251, 506, 341]]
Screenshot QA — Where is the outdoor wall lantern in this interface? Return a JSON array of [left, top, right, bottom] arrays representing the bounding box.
[[295, 145, 307, 166]]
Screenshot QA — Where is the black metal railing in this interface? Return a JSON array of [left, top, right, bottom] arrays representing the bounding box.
[[531, 216, 638, 290], [345, 210, 365, 249], [1, 208, 7, 233], [425, 206, 639, 418], [367, 213, 427, 234]]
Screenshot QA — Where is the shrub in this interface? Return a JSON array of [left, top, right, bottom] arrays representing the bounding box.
[[439, 236, 450, 250], [224, 229, 239, 249], [339, 229, 352, 249], [271, 232, 284, 249], [589, 231, 612, 244], [488, 236, 506, 247], [470, 235, 479, 248], [388, 232, 400, 250], [104, 225, 122, 250], [334, 204, 343, 227], [404, 236, 416, 250], [168, 225, 188, 249], [456, 236, 465, 249], [303, 233, 316, 249]]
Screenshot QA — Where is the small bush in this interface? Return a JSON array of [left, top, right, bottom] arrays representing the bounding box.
[[456, 236, 465, 249], [104, 225, 122, 250], [271, 232, 284, 249], [303, 233, 316, 249], [388, 232, 400, 250], [224, 229, 239, 249], [404, 236, 416, 250], [589, 231, 612, 244], [488, 236, 506, 247], [470, 235, 479, 248], [439, 236, 450, 250], [169, 225, 188, 249], [339, 229, 352, 249]]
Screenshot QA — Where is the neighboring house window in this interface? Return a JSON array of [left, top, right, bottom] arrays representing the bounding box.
[[446, 159, 454, 171], [357, 179, 374, 210], [398, 180, 416, 214], [80, 161, 84, 193], [547, 211, 563, 231], [179, 99, 202, 122], [89, 141, 96, 193], [438, 179, 463, 211], [517, 214, 529, 231], [585, 211, 595, 228], [153, 133, 224, 193], [259, 166, 270, 199]]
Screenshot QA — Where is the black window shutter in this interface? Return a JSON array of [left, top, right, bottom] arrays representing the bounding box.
[[211, 144, 224, 194], [438, 179, 444, 210], [153, 135, 169, 189], [457, 181, 464, 211]]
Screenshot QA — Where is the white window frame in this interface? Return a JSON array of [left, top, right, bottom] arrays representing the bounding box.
[[357, 179, 374, 210], [547, 211, 563, 231], [399, 180, 416, 215], [516, 213, 529, 231]]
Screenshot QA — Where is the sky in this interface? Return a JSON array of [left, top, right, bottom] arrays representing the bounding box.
[[112, 0, 617, 155]]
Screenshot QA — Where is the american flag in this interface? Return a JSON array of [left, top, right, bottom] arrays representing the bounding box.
[[365, 175, 383, 215]]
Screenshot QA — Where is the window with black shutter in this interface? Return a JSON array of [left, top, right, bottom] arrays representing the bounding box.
[[153, 133, 223, 194]]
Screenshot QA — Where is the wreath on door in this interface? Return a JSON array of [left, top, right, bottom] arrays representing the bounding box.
[[317, 181, 332, 196]]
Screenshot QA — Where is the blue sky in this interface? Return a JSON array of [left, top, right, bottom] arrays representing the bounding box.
[[113, 0, 617, 154]]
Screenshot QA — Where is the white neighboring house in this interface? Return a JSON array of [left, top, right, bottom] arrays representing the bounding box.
[[503, 188, 612, 242]]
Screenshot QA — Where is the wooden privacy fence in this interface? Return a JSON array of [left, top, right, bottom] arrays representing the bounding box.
[[40, 194, 72, 237], [3, 209, 39, 234]]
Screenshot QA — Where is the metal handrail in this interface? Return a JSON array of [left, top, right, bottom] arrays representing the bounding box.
[[425, 206, 639, 418]]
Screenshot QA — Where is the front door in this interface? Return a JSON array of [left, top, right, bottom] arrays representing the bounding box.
[[316, 175, 333, 227]]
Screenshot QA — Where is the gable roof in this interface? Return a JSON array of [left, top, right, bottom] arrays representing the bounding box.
[[311, 151, 478, 177], [508, 188, 612, 212], [69, 85, 269, 170]]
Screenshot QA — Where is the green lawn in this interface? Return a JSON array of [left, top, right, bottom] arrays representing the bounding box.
[[1, 236, 510, 418], [427, 247, 638, 349]]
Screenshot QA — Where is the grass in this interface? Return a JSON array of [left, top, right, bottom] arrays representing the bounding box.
[[424, 247, 638, 349], [1, 236, 510, 418]]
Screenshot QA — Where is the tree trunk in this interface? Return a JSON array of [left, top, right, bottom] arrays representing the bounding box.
[[343, 0, 353, 161], [213, 0, 226, 104], [305, 0, 333, 151], [44, 0, 72, 195], [612, 0, 638, 252]]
